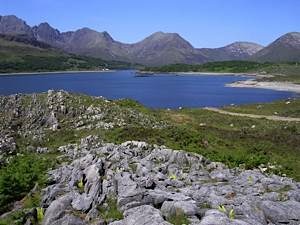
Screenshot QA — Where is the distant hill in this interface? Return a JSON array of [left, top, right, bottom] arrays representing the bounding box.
[[0, 34, 132, 73], [199, 42, 264, 61], [0, 15, 299, 66], [252, 32, 300, 62]]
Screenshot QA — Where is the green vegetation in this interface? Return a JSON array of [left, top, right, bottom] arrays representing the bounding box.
[[98, 196, 123, 222], [144, 61, 269, 73], [143, 61, 300, 83], [36, 207, 44, 223], [105, 98, 300, 180], [167, 209, 190, 225], [0, 154, 54, 213], [169, 174, 177, 180], [218, 205, 235, 219], [218, 205, 227, 214], [23, 192, 41, 209], [1, 92, 300, 223], [77, 178, 84, 193], [0, 36, 133, 73], [9, 94, 300, 182], [224, 98, 300, 117], [229, 209, 235, 220], [0, 211, 25, 225]]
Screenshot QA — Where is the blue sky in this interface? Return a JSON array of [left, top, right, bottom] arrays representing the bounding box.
[[0, 0, 299, 48]]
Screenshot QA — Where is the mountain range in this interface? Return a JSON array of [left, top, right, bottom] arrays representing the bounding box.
[[0, 15, 300, 66]]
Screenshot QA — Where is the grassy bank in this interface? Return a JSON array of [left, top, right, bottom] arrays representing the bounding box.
[[6, 94, 300, 180], [224, 98, 300, 117], [143, 61, 300, 83]]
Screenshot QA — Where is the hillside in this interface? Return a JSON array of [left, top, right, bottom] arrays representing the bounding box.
[[0, 34, 133, 73], [0, 91, 300, 224], [253, 32, 300, 62], [199, 42, 264, 61]]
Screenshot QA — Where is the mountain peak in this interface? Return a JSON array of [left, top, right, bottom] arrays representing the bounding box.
[[284, 32, 300, 37], [32, 22, 62, 46], [148, 31, 182, 40], [275, 32, 300, 48], [253, 32, 300, 62], [227, 41, 263, 47], [73, 28, 114, 42], [140, 31, 194, 49], [37, 22, 53, 29], [225, 41, 264, 56], [0, 15, 33, 36]]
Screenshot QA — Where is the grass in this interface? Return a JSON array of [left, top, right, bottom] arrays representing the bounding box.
[[11, 92, 300, 181], [224, 98, 300, 117], [0, 211, 25, 225], [23, 192, 41, 209], [101, 106, 300, 180], [98, 196, 123, 222], [143, 61, 300, 83], [167, 209, 190, 225], [1, 91, 300, 224]]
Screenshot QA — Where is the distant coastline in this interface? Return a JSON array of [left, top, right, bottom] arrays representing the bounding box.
[[137, 70, 300, 94], [0, 69, 114, 76], [136, 70, 272, 78]]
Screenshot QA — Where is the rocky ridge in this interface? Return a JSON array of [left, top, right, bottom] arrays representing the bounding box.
[[0, 90, 165, 165], [0, 15, 265, 66], [34, 136, 300, 225]]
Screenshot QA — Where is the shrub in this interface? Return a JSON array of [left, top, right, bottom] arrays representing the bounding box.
[[0, 154, 49, 213]]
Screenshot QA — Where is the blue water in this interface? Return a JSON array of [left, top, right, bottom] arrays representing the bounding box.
[[0, 70, 297, 108]]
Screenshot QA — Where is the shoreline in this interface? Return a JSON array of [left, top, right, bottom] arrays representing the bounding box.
[[0, 69, 115, 76], [227, 79, 300, 94], [138, 70, 300, 94], [137, 70, 273, 78]]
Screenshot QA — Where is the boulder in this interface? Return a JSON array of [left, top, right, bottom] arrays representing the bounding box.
[[50, 214, 85, 225], [42, 194, 73, 225], [260, 200, 300, 225], [120, 205, 171, 225], [161, 200, 198, 218], [199, 209, 251, 225]]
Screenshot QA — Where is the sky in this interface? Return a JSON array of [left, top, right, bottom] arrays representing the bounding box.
[[0, 0, 299, 48]]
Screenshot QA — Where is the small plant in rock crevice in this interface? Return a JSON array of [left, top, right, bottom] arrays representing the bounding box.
[[229, 209, 235, 220], [169, 174, 177, 180], [77, 178, 84, 193], [98, 196, 123, 222], [218, 205, 235, 220], [167, 209, 190, 225], [36, 207, 44, 223]]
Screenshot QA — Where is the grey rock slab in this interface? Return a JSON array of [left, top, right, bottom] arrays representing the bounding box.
[[161, 200, 198, 218], [260, 200, 300, 225], [42, 194, 73, 225], [50, 214, 85, 225], [199, 209, 251, 225], [120, 205, 171, 225]]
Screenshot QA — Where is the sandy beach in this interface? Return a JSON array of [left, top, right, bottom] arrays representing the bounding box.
[[227, 79, 300, 93]]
